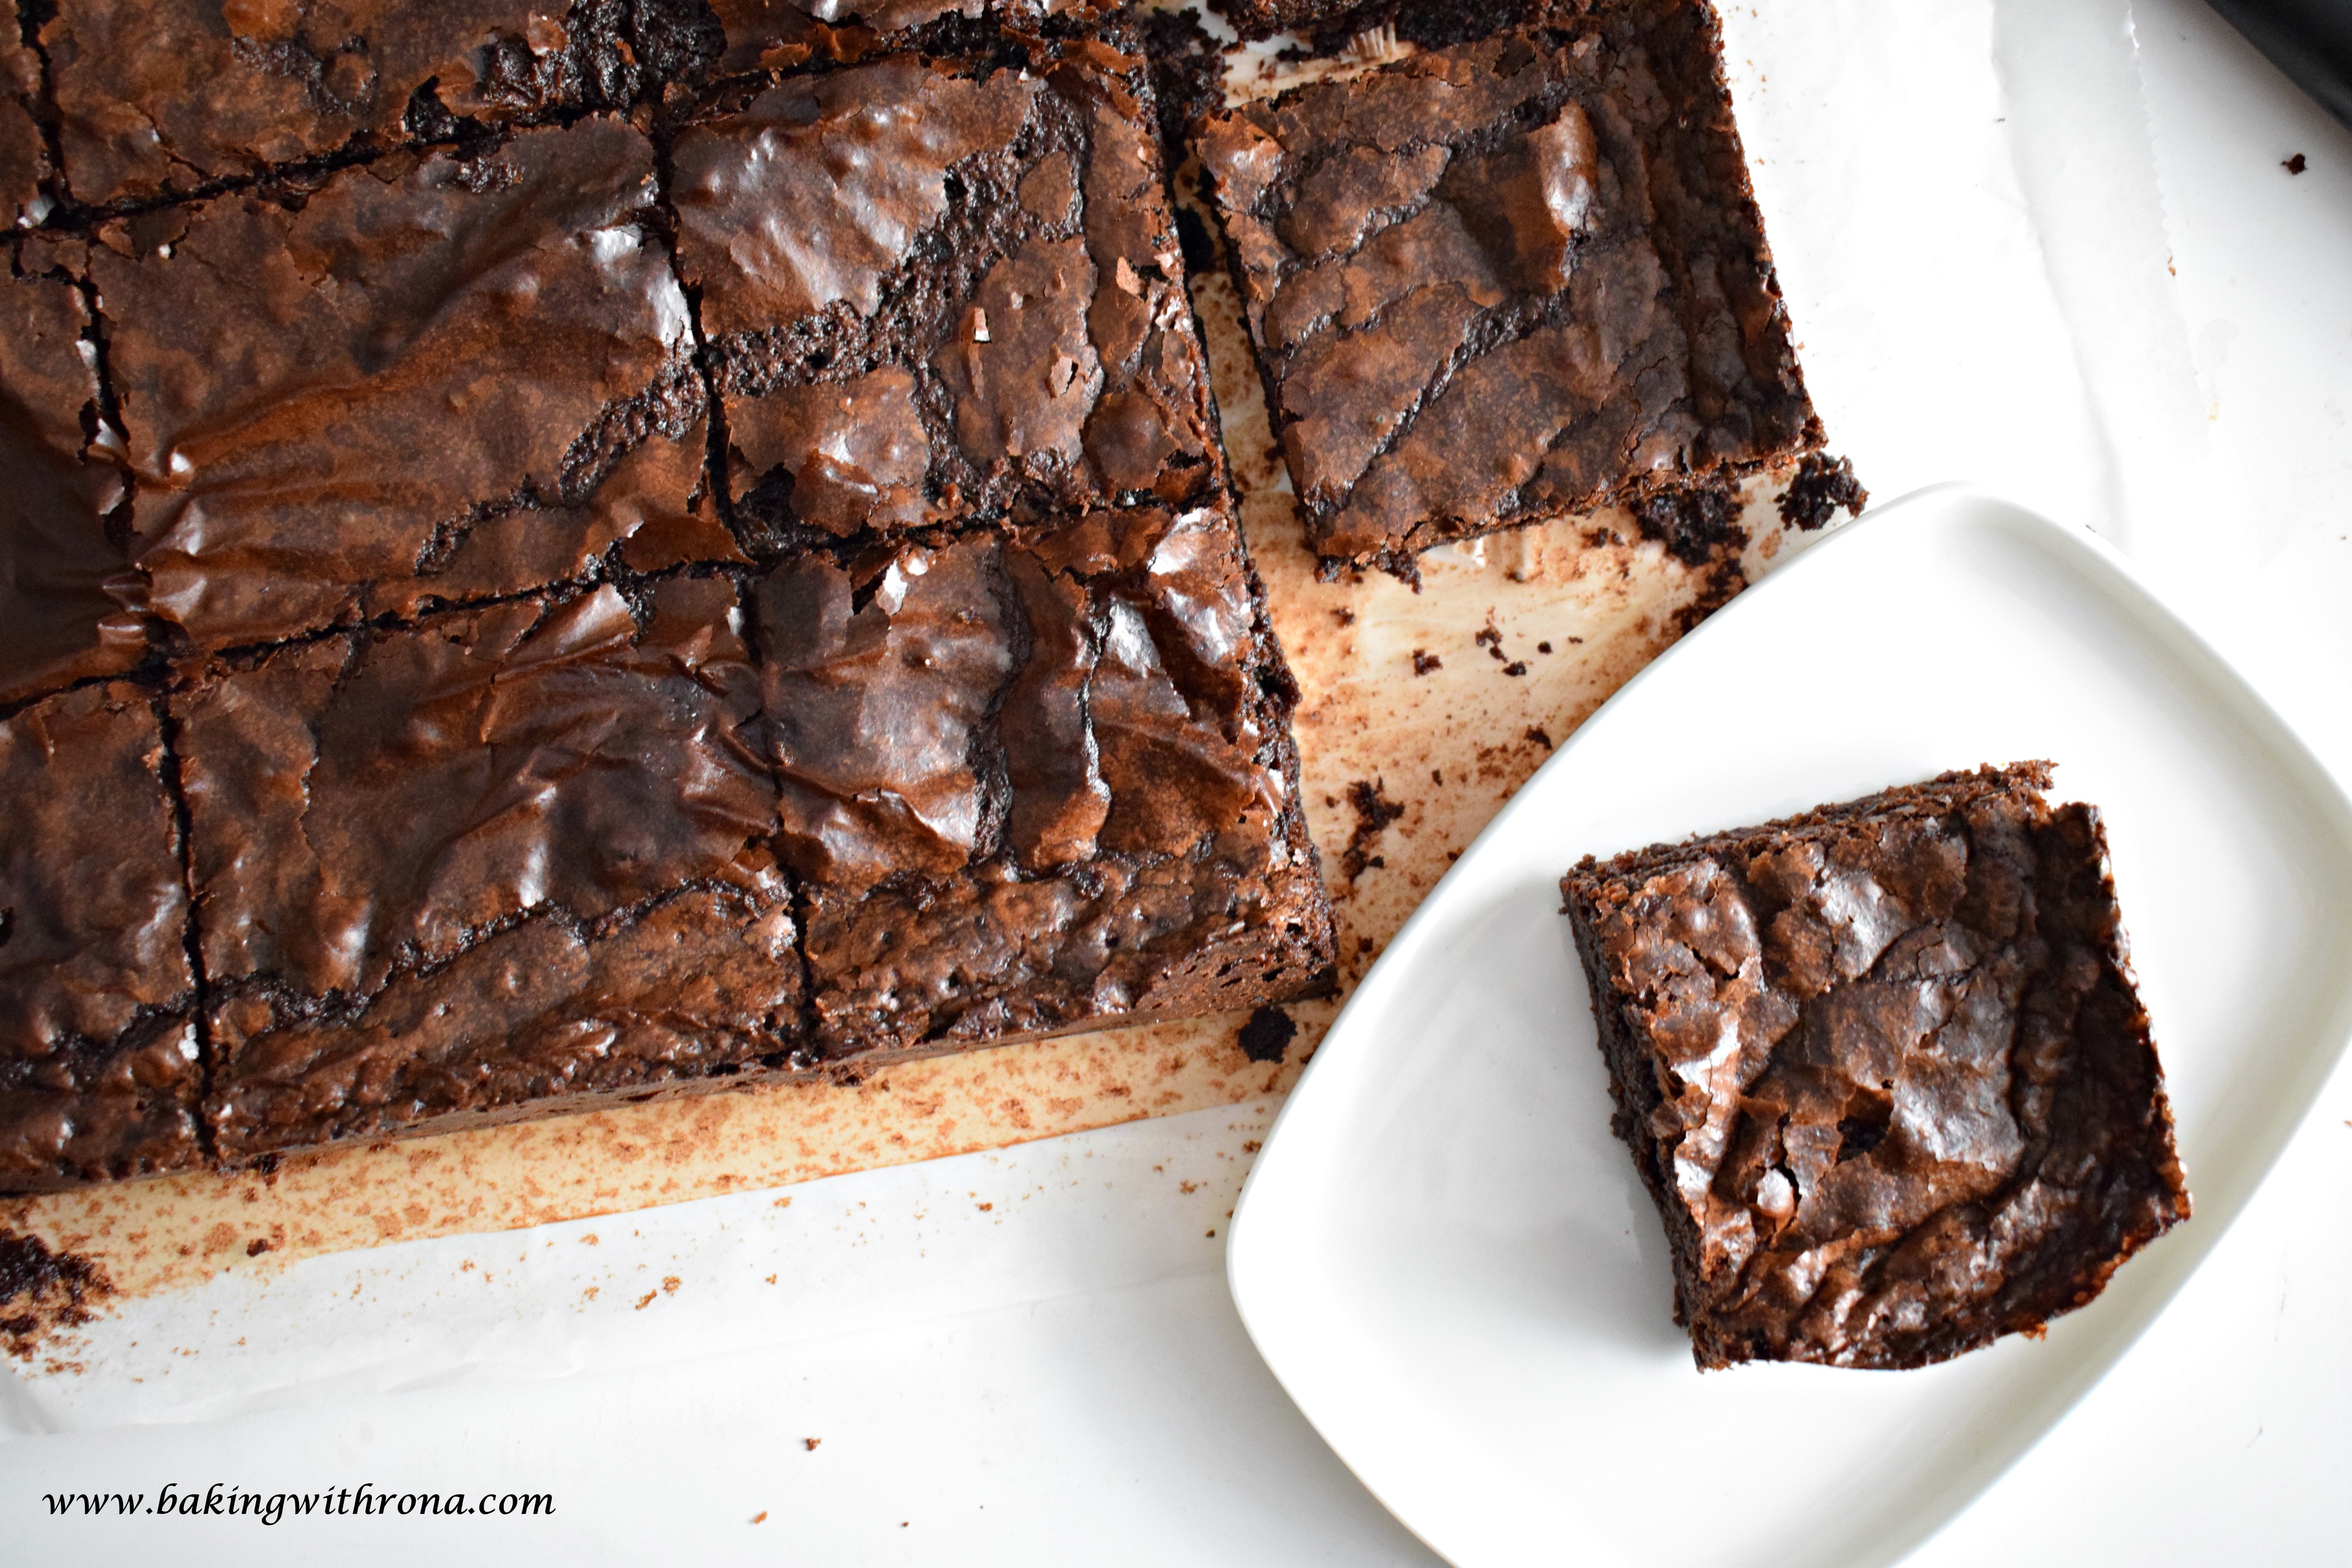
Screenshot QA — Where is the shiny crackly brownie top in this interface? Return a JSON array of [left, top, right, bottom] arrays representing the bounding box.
[[1195, 0, 1818, 567], [1565, 764, 2189, 1369], [0, 681, 201, 1191], [89, 115, 739, 656], [671, 45, 1221, 548], [0, 260, 144, 706], [39, 0, 637, 206], [754, 502, 1333, 1051]]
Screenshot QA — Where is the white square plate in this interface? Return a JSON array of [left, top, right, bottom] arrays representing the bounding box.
[[1226, 488, 2352, 1568]]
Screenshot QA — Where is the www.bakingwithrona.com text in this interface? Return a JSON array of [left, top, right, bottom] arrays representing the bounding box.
[[43, 1484, 555, 1524]]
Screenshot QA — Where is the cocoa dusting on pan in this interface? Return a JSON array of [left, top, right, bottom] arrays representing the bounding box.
[[1340, 779, 1406, 880], [0, 1227, 115, 1361]]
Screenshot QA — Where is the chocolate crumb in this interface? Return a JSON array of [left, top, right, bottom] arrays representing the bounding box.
[[1777, 453, 1869, 531], [1430, 769, 1443, 786], [1634, 478, 1745, 565], [1340, 778, 1406, 881], [1332, 607, 1356, 625], [1537, 642, 1552, 654], [1502, 661, 1528, 677], [246, 1238, 272, 1257], [1411, 649, 1441, 675], [1238, 1005, 1298, 1063], [1526, 727, 1554, 750], [0, 1228, 115, 1361], [2285, 152, 2308, 174]]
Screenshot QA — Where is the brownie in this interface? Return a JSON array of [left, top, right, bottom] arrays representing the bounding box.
[[1562, 764, 2190, 1370], [1193, 0, 1824, 573], [1, 252, 149, 707], [36, 0, 650, 207], [670, 43, 1223, 552], [754, 502, 1336, 1056], [700, 0, 1116, 77], [1, 681, 202, 1192], [4, 13, 45, 228], [89, 116, 740, 656], [177, 575, 805, 1159]]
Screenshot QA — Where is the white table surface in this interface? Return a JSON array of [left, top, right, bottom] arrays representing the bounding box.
[[8, 1, 2350, 1561]]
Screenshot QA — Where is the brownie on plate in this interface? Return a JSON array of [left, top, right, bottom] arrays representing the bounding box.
[[1, 254, 145, 706], [1194, 0, 1824, 574], [671, 42, 1221, 552], [89, 116, 740, 656], [178, 576, 805, 1159], [1, 682, 202, 1192], [1562, 764, 2190, 1370], [757, 501, 1336, 1057]]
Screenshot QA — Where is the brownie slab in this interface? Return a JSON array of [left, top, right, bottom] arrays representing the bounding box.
[[1, 682, 202, 1192], [670, 43, 1221, 551], [1562, 764, 2190, 1370], [177, 576, 805, 1159], [38, 0, 633, 206], [1194, 0, 1822, 572], [90, 116, 740, 655], [2, 254, 149, 706], [753, 502, 1335, 1058]]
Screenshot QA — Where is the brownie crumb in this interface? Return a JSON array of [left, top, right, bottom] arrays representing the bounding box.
[[804, 1437, 822, 1452], [2285, 152, 2308, 174], [0, 1227, 114, 1361], [1502, 661, 1528, 677], [1633, 479, 1744, 566], [1777, 452, 1870, 532], [1525, 726, 1553, 750], [1412, 649, 1442, 675], [1536, 641, 1552, 654], [246, 1238, 272, 1257], [1237, 1005, 1298, 1063], [1341, 777, 1406, 881]]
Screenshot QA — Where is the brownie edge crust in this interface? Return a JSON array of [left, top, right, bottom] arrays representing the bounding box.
[[1562, 764, 2189, 1370]]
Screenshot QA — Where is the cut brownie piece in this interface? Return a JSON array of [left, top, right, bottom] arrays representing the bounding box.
[[753, 502, 1335, 1058], [670, 42, 1221, 552], [178, 575, 805, 1160], [3, 13, 45, 227], [91, 116, 740, 655], [39, 0, 631, 206], [1194, 0, 1823, 573], [1, 252, 146, 707], [1562, 764, 2190, 1370], [1, 682, 202, 1192]]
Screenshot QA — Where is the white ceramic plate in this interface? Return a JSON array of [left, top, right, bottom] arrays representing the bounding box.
[[1226, 487, 2352, 1568]]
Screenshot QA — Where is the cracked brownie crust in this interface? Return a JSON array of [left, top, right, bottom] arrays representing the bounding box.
[[755, 502, 1334, 1056], [88, 115, 741, 655], [1563, 764, 2190, 1370], [673, 44, 1222, 552], [178, 575, 804, 1159], [0, 682, 200, 1192], [1194, 0, 1821, 573]]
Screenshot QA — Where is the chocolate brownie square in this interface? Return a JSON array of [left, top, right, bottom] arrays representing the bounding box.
[[670, 42, 1221, 552], [753, 502, 1335, 1058], [1, 253, 147, 707], [1, 682, 201, 1192], [90, 116, 740, 656], [1194, 0, 1822, 573], [3, 16, 45, 228], [1562, 764, 2190, 1370], [178, 575, 805, 1159], [38, 0, 632, 206]]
